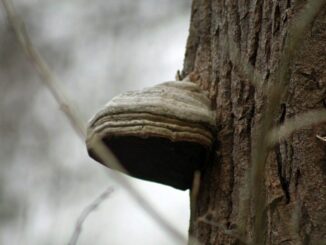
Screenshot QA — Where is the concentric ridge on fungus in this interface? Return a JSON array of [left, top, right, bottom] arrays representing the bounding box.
[[87, 81, 215, 145], [86, 80, 216, 190]]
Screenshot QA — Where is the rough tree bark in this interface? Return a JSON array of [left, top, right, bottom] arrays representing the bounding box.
[[182, 0, 326, 244]]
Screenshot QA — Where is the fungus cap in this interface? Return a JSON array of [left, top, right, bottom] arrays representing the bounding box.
[[86, 81, 215, 190]]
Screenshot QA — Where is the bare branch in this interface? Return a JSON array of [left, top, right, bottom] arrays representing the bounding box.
[[1, 1, 187, 243], [87, 135, 187, 243], [1, 0, 86, 139], [240, 0, 326, 243], [227, 37, 264, 89], [268, 110, 326, 145], [68, 187, 114, 245], [190, 171, 201, 221], [316, 134, 326, 142], [196, 215, 248, 244]]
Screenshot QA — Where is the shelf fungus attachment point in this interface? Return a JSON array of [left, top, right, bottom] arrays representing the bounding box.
[[86, 80, 216, 190]]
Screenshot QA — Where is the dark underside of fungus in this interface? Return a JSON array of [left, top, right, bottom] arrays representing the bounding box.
[[86, 80, 215, 190]]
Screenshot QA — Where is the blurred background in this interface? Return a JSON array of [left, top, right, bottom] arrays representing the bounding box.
[[0, 1, 192, 244]]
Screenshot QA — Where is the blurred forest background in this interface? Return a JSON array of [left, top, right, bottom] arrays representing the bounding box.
[[0, 1, 192, 244]]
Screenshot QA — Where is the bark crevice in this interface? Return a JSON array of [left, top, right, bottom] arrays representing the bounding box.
[[247, 0, 264, 66], [184, 1, 326, 244]]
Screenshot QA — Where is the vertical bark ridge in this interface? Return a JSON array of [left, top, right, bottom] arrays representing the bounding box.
[[184, 1, 326, 244], [247, 0, 264, 66], [183, 0, 202, 76]]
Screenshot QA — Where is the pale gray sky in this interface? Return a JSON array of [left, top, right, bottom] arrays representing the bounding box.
[[0, 1, 192, 244]]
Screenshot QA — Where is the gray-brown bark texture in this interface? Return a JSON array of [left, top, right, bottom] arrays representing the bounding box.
[[182, 0, 326, 244]]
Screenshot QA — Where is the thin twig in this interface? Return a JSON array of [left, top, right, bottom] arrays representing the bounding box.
[[1, 0, 86, 139], [190, 171, 201, 222], [193, 0, 326, 243], [247, 1, 326, 244], [290, 201, 302, 245], [196, 216, 248, 244], [316, 134, 326, 142], [227, 37, 264, 89], [68, 187, 114, 245], [1, 1, 187, 243], [268, 110, 326, 145], [188, 171, 202, 245], [87, 135, 187, 243]]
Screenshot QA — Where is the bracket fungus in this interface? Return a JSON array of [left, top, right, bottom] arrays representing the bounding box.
[[86, 80, 216, 190]]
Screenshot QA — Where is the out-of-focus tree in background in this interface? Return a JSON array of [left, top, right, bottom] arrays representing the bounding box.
[[0, 1, 192, 244]]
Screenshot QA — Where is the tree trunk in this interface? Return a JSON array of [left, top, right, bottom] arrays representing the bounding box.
[[182, 0, 326, 244]]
